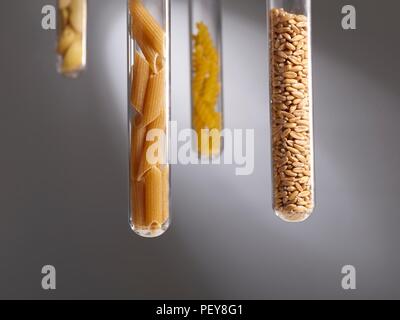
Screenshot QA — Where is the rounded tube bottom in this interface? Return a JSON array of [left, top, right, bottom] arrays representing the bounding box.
[[275, 209, 313, 223], [131, 218, 170, 238]]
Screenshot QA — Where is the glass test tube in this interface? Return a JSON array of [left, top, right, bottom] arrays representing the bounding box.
[[128, 0, 170, 238], [268, 0, 315, 222], [190, 0, 224, 157], [57, 0, 87, 78]]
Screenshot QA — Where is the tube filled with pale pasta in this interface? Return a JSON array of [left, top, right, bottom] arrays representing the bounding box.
[[128, 0, 170, 238], [190, 0, 224, 158], [57, 0, 87, 77]]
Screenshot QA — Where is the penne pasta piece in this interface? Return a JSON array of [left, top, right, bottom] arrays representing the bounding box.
[[138, 109, 166, 181], [129, 0, 165, 56], [144, 167, 163, 227], [140, 68, 166, 128], [131, 116, 147, 181], [131, 22, 163, 73], [161, 165, 170, 224], [141, 43, 163, 73], [131, 51, 150, 114], [132, 180, 145, 228]]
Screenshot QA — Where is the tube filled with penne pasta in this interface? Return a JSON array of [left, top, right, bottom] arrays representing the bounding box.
[[57, 0, 87, 77], [190, 0, 224, 158], [128, 0, 170, 238]]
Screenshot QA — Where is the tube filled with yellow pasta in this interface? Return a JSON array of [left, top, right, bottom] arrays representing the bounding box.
[[128, 0, 170, 238], [190, 0, 224, 157], [57, 0, 87, 77]]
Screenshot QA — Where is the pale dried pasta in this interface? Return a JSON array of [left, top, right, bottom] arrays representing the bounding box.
[[57, 0, 86, 76]]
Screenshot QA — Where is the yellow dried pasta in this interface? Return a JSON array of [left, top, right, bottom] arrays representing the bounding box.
[[57, 0, 86, 76], [192, 22, 222, 156]]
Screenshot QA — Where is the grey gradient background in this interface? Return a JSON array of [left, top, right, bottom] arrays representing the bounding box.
[[0, 0, 399, 299]]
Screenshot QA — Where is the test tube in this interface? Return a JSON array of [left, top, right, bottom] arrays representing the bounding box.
[[190, 0, 224, 157], [57, 0, 87, 77], [268, 0, 315, 222], [128, 0, 170, 237]]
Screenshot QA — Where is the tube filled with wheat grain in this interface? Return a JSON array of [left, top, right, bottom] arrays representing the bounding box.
[[268, 0, 315, 222], [190, 0, 224, 158], [57, 0, 87, 77], [128, 0, 170, 237]]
